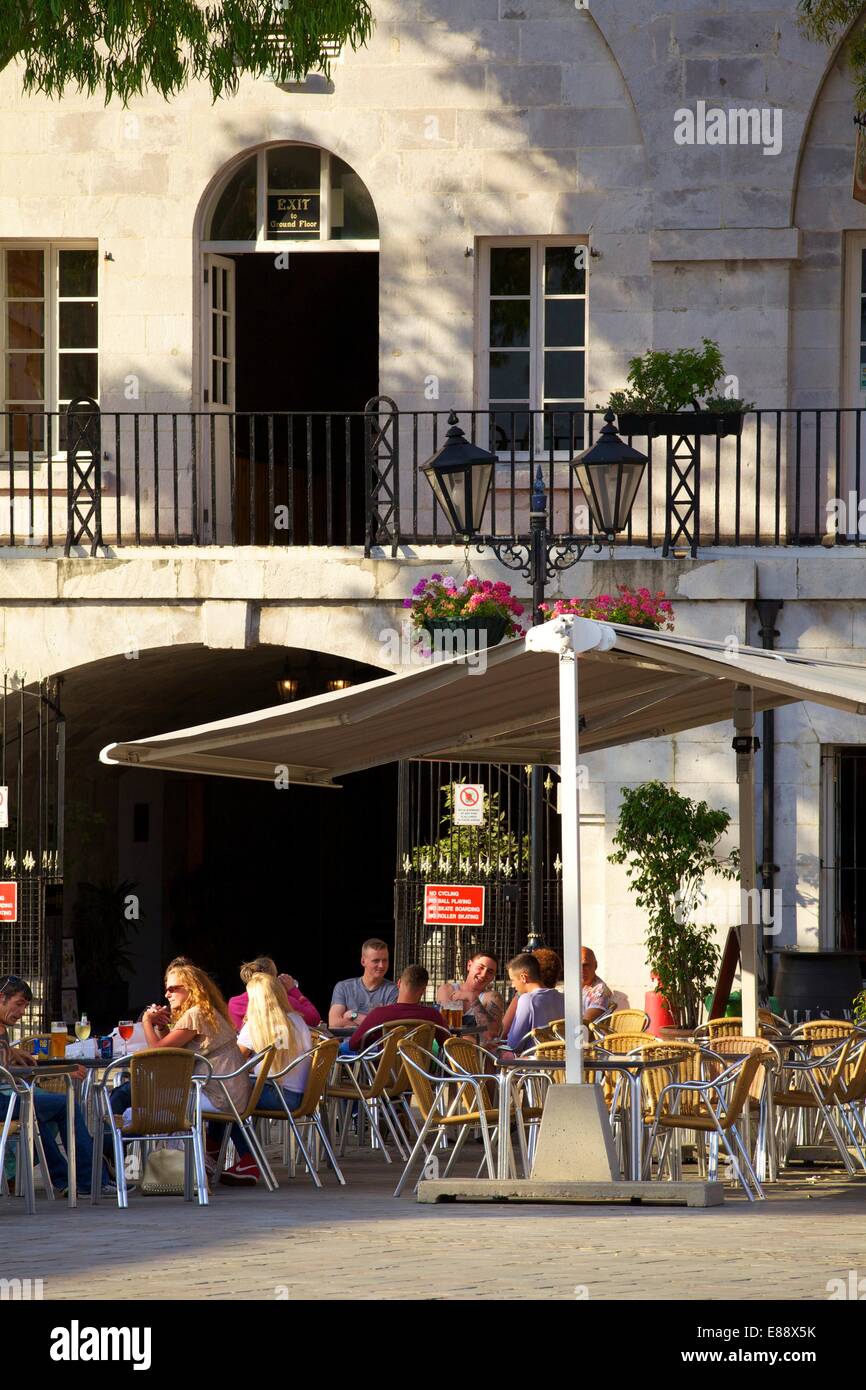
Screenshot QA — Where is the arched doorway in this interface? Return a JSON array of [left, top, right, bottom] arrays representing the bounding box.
[[197, 143, 379, 544], [59, 643, 396, 1028]]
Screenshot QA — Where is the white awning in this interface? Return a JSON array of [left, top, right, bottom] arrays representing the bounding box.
[[100, 618, 866, 785]]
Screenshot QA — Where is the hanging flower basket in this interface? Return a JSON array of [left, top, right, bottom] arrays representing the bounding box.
[[404, 574, 525, 650], [539, 585, 674, 631]]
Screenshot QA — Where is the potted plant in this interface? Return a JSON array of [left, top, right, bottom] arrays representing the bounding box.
[[608, 781, 738, 1029], [606, 338, 753, 439], [403, 573, 525, 649], [539, 585, 674, 631]]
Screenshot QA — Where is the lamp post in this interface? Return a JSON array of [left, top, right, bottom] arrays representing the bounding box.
[[422, 409, 647, 953]]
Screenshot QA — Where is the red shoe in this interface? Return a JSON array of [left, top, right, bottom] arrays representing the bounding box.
[[219, 1156, 260, 1186]]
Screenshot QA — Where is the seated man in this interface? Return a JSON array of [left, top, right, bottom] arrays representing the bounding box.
[[505, 953, 565, 1053], [227, 955, 321, 1031], [345, 964, 449, 1053], [328, 938, 398, 1030], [0, 975, 111, 1196], [582, 947, 615, 1025]]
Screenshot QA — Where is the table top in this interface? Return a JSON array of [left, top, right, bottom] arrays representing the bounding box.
[[7, 1060, 78, 1077]]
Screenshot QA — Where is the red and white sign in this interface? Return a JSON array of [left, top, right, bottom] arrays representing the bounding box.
[[453, 783, 485, 826], [0, 882, 17, 922], [423, 884, 485, 927]]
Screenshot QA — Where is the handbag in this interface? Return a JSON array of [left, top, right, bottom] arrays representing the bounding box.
[[139, 1145, 200, 1196]]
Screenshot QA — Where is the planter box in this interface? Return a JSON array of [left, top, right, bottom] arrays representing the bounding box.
[[422, 615, 510, 649], [616, 411, 746, 440]]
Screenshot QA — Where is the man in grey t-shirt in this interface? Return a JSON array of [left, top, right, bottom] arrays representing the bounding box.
[[328, 938, 398, 1029]]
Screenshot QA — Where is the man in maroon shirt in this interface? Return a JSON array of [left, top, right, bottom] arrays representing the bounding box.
[[346, 964, 448, 1052]]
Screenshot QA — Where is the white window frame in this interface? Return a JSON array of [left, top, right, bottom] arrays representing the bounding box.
[[0, 239, 99, 462], [843, 231, 866, 409], [476, 234, 588, 460], [201, 146, 379, 255]]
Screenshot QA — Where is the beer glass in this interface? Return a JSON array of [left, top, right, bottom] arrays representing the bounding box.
[[49, 1021, 67, 1058]]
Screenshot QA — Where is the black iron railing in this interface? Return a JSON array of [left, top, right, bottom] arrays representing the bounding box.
[[2, 400, 866, 554]]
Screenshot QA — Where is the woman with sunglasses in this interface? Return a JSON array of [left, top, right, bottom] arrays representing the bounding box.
[[109, 962, 249, 1175]]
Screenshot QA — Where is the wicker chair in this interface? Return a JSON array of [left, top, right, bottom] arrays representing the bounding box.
[[92, 1047, 211, 1207], [251, 1038, 345, 1187], [202, 1046, 278, 1189], [790, 1019, 855, 1041], [591, 1009, 650, 1038], [383, 1023, 437, 1139], [0, 1063, 38, 1214], [20, 1034, 75, 1094], [772, 1036, 866, 1174], [326, 1027, 412, 1162], [393, 1040, 499, 1197], [643, 1051, 770, 1199], [702, 1036, 781, 1179]]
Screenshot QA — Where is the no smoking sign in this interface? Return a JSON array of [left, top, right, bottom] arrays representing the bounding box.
[[453, 783, 485, 826]]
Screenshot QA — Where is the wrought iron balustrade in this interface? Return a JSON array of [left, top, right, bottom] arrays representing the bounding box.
[[1, 400, 864, 555]]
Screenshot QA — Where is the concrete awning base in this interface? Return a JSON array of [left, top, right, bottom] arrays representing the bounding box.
[[417, 1178, 724, 1208]]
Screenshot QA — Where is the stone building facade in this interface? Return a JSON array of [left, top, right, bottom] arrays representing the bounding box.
[[1, 0, 866, 1014]]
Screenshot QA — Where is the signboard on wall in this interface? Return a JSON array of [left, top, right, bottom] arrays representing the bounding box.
[[453, 783, 484, 825], [0, 882, 17, 922], [423, 884, 485, 927], [267, 193, 320, 236]]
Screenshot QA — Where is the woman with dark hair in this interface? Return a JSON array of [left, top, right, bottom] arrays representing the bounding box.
[[436, 948, 504, 1044]]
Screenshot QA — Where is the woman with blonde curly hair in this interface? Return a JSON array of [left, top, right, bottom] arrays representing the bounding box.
[[108, 960, 250, 1177]]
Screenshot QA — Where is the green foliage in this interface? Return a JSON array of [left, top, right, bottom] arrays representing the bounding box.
[[799, 2, 866, 108], [408, 782, 529, 878], [608, 338, 734, 415], [854, 987, 866, 1024], [0, 1, 373, 103], [72, 878, 140, 987], [609, 781, 737, 1028]]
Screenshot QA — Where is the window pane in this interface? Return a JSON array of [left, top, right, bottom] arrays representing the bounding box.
[[209, 156, 257, 240], [6, 353, 43, 399], [58, 353, 97, 401], [861, 296, 866, 346], [545, 246, 585, 295], [490, 300, 531, 348], [490, 247, 531, 296], [267, 145, 321, 191], [490, 350, 530, 398], [59, 301, 97, 348], [8, 301, 44, 350], [543, 405, 585, 453], [545, 299, 584, 348], [545, 351, 584, 400], [6, 249, 43, 298], [330, 155, 378, 239], [489, 404, 531, 453], [10, 409, 44, 451], [59, 249, 97, 297]]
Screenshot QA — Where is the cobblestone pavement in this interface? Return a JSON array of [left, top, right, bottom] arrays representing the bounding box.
[[3, 1155, 866, 1301]]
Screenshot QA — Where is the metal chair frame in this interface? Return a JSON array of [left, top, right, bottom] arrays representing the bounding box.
[[392, 1041, 499, 1197]]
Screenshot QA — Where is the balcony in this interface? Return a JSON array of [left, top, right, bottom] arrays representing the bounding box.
[[2, 401, 863, 556]]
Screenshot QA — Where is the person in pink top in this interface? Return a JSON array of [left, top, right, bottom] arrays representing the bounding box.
[[227, 956, 321, 1031]]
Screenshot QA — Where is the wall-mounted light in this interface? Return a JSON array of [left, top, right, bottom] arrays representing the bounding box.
[[327, 678, 352, 692], [276, 659, 300, 702], [103, 251, 115, 262]]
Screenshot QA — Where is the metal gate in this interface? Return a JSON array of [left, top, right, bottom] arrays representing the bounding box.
[[0, 676, 65, 1030], [394, 760, 562, 996]]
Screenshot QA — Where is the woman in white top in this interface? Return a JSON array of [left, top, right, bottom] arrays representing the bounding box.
[[221, 971, 313, 1186]]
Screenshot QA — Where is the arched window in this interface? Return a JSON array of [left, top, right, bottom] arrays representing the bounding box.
[[203, 144, 378, 250]]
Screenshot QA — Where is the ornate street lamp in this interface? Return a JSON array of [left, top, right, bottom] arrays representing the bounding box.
[[571, 410, 648, 542], [421, 408, 647, 951], [420, 414, 496, 538]]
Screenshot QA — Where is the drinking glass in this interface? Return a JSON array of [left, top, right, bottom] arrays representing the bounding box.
[[118, 1020, 134, 1057], [49, 1021, 67, 1059], [74, 1013, 91, 1042], [445, 999, 464, 1031]]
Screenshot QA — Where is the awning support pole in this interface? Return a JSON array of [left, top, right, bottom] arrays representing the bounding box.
[[560, 640, 584, 1085], [734, 684, 759, 1035]]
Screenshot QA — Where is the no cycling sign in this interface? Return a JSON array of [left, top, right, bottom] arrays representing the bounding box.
[[452, 783, 485, 826]]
